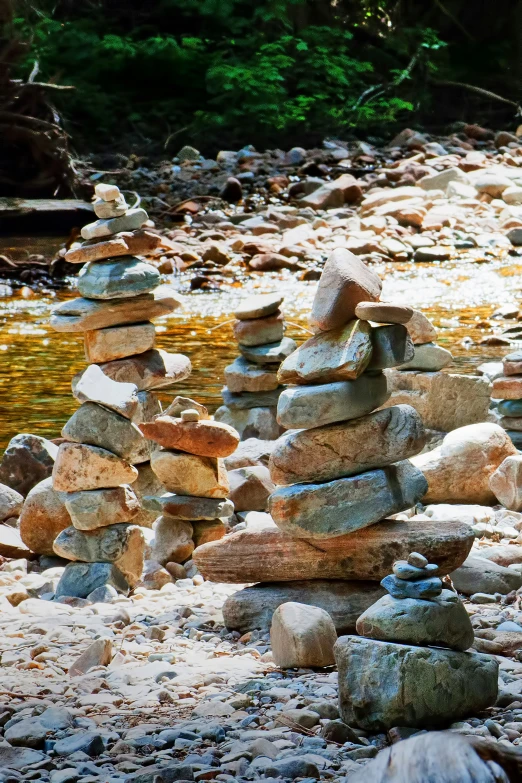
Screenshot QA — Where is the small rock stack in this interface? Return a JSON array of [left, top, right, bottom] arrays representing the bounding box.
[[138, 399, 239, 568], [491, 349, 522, 449], [397, 310, 452, 372], [214, 293, 297, 440], [268, 248, 428, 541], [49, 183, 191, 599], [334, 551, 499, 730]]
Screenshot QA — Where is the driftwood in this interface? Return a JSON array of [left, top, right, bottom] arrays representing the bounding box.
[[347, 731, 522, 783]]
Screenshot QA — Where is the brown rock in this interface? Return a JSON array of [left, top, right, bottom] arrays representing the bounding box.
[[161, 396, 210, 420], [489, 455, 522, 510], [412, 423, 517, 504], [52, 443, 138, 492], [139, 417, 239, 457], [84, 322, 156, 363], [19, 477, 71, 555], [277, 319, 372, 385], [234, 293, 284, 320], [233, 312, 284, 347], [0, 434, 57, 497], [224, 358, 279, 393], [405, 309, 437, 344], [83, 349, 191, 391], [65, 230, 162, 264], [193, 518, 474, 583], [150, 450, 229, 498], [192, 520, 226, 548], [151, 516, 194, 565], [0, 525, 34, 559], [249, 254, 303, 272], [269, 405, 425, 485], [354, 302, 413, 325], [492, 376, 522, 400], [309, 248, 382, 332], [228, 466, 275, 511], [271, 602, 337, 668], [69, 639, 112, 676]]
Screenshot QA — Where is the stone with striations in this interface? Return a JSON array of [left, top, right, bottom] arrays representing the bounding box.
[[367, 325, 414, 370], [84, 321, 156, 364], [53, 524, 144, 585], [269, 460, 427, 539], [83, 349, 191, 391], [224, 357, 280, 393], [239, 336, 297, 365], [277, 320, 372, 385], [50, 288, 182, 332], [78, 257, 160, 300], [233, 312, 284, 347], [310, 248, 382, 332], [80, 207, 148, 241], [151, 516, 194, 565], [64, 484, 140, 530], [276, 373, 390, 430], [356, 590, 474, 651], [55, 562, 129, 598], [72, 363, 138, 419], [151, 450, 229, 498], [18, 477, 71, 555], [64, 230, 162, 265], [334, 636, 498, 730], [52, 443, 138, 492], [489, 455, 522, 510], [399, 342, 452, 371], [270, 405, 425, 485], [234, 293, 284, 320], [139, 416, 239, 457], [271, 602, 337, 668], [355, 302, 413, 324]]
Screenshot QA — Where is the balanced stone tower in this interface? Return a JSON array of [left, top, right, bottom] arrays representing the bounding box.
[[335, 551, 498, 729], [491, 349, 522, 449], [50, 183, 191, 599], [138, 398, 239, 565], [193, 249, 475, 634], [215, 293, 296, 440]]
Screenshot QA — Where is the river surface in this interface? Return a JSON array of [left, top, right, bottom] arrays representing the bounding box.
[[0, 238, 521, 451]]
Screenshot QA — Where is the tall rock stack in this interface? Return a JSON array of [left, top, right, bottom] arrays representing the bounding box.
[[49, 184, 191, 599], [491, 349, 522, 448], [193, 250, 475, 633], [334, 552, 498, 730], [214, 293, 297, 440], [138, 400, 239, 566]]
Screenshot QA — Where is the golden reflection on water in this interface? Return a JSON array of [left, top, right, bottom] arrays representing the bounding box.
[[1, 244, 522, 450]]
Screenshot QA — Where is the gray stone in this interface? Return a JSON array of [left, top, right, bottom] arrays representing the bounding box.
[[122, 762, 194, 783], [223, 580, 385, 634], [399, 342, 452, 371], [269, 460, 428, 539], [0, 746, 48, 770], [233, 312, 284, 346], [335, 635, 498, 730], [276, 373, 390, 430], [269, 404, 425, 485], [78, 257, 160, 299], [91, 348, 191, 391], [234, 293, 284, 320], [54, 731, 105, 756], [53, 524, 144, 586], [392, 560, 438, 579], [224, 357, 280, 393], [381, 574, 442, 599], [498, 399, 522, 416], [228, 466, 275, 511], [222, 387, 281, 410], [144, 493, 234, 521], [64, 485, 140, 530], [52, 442, 138, 492], [72, 363, 139, 419], [367, 324, 414, 370], [450, 554, 522, 595], [271, 602, 337, 668], [0, 433, 58, 496], [130, 462, 165, 527], [224, 438, 276, 470], [215, 406, 282, 441], [239, 337, 297, 364], [264, 758, 319, 779], [84, 321, 156, 363], [55, 562, 129, 598], [0, 483, 23, 522], [93, 194, 127, 218], [80, 207, 148, 240], [151, 516, 194, 565], [62, 401, 152, 464]]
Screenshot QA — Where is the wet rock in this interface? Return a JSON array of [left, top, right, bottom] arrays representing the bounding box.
[[271, 602, 337, 668], [78, 257, 160, 299], [399, 342, 453, 371], [228, 466, 275, 511], [0, 433, 58, 496], [52, 443, 138, 491], [19, 477, 71, 555]]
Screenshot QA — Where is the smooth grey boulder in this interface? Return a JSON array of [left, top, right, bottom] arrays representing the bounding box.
[[367, 324, 414, 370], [215, 405, 282, 441], [335, 635, 498, 730], [64, 485, 140, 530], [269, 460, 428, 539], [55, 562, 129, 598], [276, 373, 390, 430], [78, 257, 160, 299], [450, 554, 522, 595], [269, 404, 425, 485], [222, 387, 281, 410], [0, 433, 58, 496], [239, 337, 297, 365], [399, 342, 452, 371], [53, 524, 144, 586], [223, 580, 385, 634], [356, 590, 474, 651]]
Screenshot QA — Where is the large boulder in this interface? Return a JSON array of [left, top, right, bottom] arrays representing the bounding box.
[[19, 477, 71, 555], [0, 434, 58, 496], [412, 423, 517, 504]]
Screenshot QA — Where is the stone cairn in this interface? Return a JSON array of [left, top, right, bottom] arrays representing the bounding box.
[[491, 349, 522, 449], [214, 293, 297, 440], [334, 551, 498, 730], [193, 249, 475, 634], [49, 183, 192, 599], [138, 399, 239, 572]]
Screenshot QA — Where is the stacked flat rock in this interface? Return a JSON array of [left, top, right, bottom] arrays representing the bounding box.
[[214, 293, 297, 440], [335, 551, 498, 730], [491, 349, 522, 448], [397, 308, 452, 372], [193, 250, 474, 633], [138, 400, 239, 566], [50, 184, 191, 599]]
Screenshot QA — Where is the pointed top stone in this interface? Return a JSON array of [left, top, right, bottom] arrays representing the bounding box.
[[72, 364, 139, 420]]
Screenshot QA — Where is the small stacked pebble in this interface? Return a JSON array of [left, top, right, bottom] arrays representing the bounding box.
[[49, 184, 192, 599], [334, 551, 499, 731], [397, 309, 453, 372], [138, 398, 239, 569], [491, 349, 522, 449], [214, 293, 297, 440], [268, 247, 428, 540]]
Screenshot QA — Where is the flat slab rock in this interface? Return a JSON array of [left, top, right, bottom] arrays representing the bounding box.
[[76, 349, 192, 392], [193, 518, 474, 583], [222, 580, 386, 634], [334, 635, 498, 731]]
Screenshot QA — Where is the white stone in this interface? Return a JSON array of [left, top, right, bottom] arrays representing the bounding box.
[[270, 601, 337, 668]]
